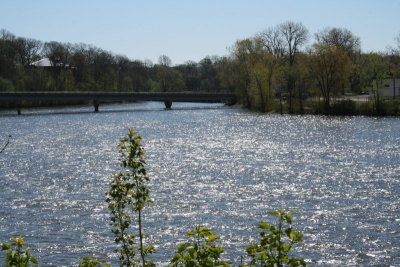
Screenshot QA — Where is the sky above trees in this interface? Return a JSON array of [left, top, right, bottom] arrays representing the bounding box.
[[0, 0, 399, 65]]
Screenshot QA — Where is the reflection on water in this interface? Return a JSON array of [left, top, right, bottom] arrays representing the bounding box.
[[0, 102, 399, 266]]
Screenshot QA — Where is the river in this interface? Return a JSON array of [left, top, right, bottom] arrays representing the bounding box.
[[0, 102, 399, 266]]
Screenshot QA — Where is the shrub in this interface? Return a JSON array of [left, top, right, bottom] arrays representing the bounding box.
[[170, 225, 230, 267], [246, 209, 306, 267], [105, 129, 155, 267], [1, 236, 38, 267], [331, 99, 357, 116], [0, 76, 14, 91]]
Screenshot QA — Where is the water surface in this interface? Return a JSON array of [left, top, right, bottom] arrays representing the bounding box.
[[0, 102, 399, 266]]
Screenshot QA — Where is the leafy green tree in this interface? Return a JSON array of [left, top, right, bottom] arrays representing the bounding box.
[[170, 225, 230, 267], [315, 27, 361, 92], [1, 236, 38, 267], [79, 256, 111, 267], [155, 65, 185, 92], [175, 61, 201, 91], [308, 44, 351, 113], [0, 76, 15, 91], [246, 210, 306, 267], [356, 52, 392, 114], [105, 129, 155, 267], [0, 33, 18, 81], [227, 38, 259, 108]]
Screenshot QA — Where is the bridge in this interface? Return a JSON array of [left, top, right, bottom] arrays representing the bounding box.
[[0, 91, 237, 114]]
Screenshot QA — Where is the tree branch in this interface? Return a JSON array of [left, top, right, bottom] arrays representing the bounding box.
[[0, 135, 11, 154]]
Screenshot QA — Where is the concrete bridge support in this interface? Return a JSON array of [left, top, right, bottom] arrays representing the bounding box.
[[17, 101, 21, 115], [94, 100, 99, 112], [164, 100, 172, 109]]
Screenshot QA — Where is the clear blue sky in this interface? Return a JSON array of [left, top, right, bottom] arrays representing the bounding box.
[[1, 0, 399, 65]]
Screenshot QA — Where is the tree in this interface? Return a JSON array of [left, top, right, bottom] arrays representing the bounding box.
[[257, 27, 285, 58], [309, 44, 352, 113], [315, 27, 361, 59], [175, 61, 200, 91], [105, 129, 155, 267], [315, 27, 361, 91], [42, 41, 71, 67], [155, 66, 184, 93], [0, 30, 17, 80], [1, 236, 38, 266], [246, 210, 306, 267], [255, 31, 286, 112], [92, 48, 118, 91], [170, 226, 230, 267], [198, 56, 221, 92], [228, 38, 259, 108], [357, 53, 390, 114], [14, 37, 42, 66], [158, 54, 172, 67], [278, 21, 309, 113]]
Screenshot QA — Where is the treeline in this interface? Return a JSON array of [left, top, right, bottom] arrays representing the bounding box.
[[1, 24, 400, 115], [219, 22, 400, 115], [0, 29, 225, 95]]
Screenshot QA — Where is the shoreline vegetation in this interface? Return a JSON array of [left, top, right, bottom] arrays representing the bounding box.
[[1, 98, 399, 117], [1, 22, 399, 116]]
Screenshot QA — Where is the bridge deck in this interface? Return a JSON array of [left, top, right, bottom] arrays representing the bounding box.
[[0, 91, 237, 114], [0, 91, 236, 103]]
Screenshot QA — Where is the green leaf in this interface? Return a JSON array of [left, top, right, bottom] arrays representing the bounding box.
[[259, 221, 272, 230], [30, 256, 39, 264], [285, 214, 292, 224], [1, 243, 10, 250], [287, 210, 298, 216], [268, 211, 279, 218]]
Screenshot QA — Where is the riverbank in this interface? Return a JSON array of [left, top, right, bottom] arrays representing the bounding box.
[[245, 98, 400, 117]]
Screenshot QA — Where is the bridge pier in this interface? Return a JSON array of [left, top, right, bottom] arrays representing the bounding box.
[[17, 101, 21, 115], [94, 100, 99, 112], [164, 100, 172, 109]]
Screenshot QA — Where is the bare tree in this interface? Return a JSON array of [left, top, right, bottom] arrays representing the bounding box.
[[14, 37, 43, 65], [158, 54, 172, 67], [279, 21, 309, 113], [315, 27, 361, 58], [257, 27, 285, 58], [279, 21, 308, 66], [0, 29, 16, 41], [42, 41, 71, 67]]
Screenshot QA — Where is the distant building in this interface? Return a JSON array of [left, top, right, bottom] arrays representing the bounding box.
[[372, 78, 400, 99], [30, 58, 72, 68], [30, 58, 52, 67]]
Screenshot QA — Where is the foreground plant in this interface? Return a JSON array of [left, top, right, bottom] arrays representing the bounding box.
[[170, 225, 230, 267], [1, 236, 38, 267], [105, 129, 155, 267], [78, 256, 111, 267], [246, 209, 306, 267]]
